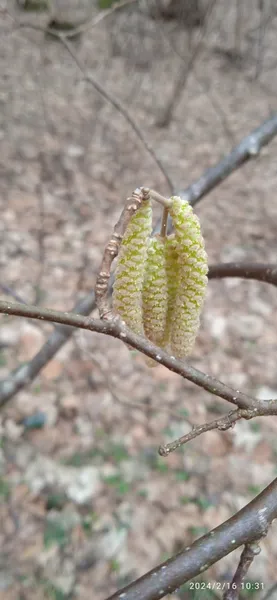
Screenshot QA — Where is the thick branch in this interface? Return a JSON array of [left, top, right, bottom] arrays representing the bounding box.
[[208, 263, 277, 286], [105, 477, 277, 600], [1, 300, 277, 415]]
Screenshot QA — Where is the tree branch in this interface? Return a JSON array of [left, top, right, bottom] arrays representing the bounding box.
[[208, 263, 277, 286], [1, 112, 277, 406], [105, 477, 277, 600], [179, 114, 277, 207], [0, 293, 96, 407], [223, 542, 261, 600], [1, 300, 277, 415], [0, 258, 276, 406], [159, 408, 256, 456], [156, 0, 217, 127]]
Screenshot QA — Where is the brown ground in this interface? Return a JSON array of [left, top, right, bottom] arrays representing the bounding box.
[[1, 2, 277, 599]]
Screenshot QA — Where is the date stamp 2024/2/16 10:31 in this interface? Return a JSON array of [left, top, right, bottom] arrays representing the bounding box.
[[188, 581, 265, 592]]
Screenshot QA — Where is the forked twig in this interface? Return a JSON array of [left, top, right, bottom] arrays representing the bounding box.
[[223, 542, 261, 600], [159, 408, 256, 456]]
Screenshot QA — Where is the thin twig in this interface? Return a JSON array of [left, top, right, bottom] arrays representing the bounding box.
[[6, 7, 173, 193], [234, 0, 243, 58], [59, 34, 174, 193], [149, 189, 172, 207], [1, 300, 277, 415], [159, 408, 255, 456], [95, 187, 151, 319], [105, 477, 277, 600], [152, 7, 236, 147], [157, 0, 217, 127], [0, 284, 28, 305], [223, 542, 261, 600], [255, 0, 266, 79], [160, 208, 169, 237]]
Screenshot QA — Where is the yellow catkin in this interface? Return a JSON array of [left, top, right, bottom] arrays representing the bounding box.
[[142, 235, 168, 346], [112, 199, 152, 335], [162, 234, 180, 349], [141, 235, 169, 368], [169, 196, 208, 359]]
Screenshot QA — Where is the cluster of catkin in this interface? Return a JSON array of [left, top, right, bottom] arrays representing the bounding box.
[[112, 194, 208, 361]]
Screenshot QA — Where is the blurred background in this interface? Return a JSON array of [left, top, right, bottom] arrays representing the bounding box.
[[1, 1, 277, 598]]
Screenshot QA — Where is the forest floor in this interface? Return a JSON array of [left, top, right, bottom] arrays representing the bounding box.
[[1, 2, 277, 599]]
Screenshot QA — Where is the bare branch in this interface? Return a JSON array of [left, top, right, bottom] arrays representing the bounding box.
[[1, 117, 277, 405], [0, 258, 276, 407], [0, 284, 28, 305], [208, 262, 277, 286], [0, 293, 96, 407], [179, 114, 277, 207], [95, 187, 151, 319], [159, 408, 255, 456], [105, 477, 277, 600], [223, 542, 261, 600], [59, 38, 174, 193], [156, 0, 217, 127], [1, 300, 277, 415], [255, 0, 267, 80]]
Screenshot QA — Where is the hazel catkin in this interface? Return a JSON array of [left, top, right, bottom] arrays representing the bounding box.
[[168, 196, 208, 359], [142, 235, 168, 346], [112, 198, 152, 335], [111, 191, 208, 364]]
